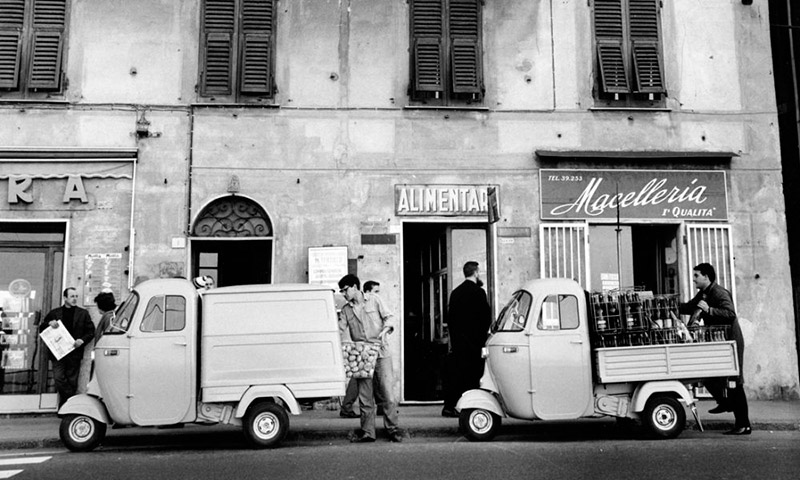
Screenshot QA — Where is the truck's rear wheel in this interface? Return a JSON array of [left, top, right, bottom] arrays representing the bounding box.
[[643, 396, 686, 439], [59, 414, 106, 452], [460, 408, 500, 442], [243, 402, 289, 448]]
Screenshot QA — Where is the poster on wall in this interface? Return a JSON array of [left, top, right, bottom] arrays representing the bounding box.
[[308, 246, 348, 291], [540, 169, 728, 221], [83, 254, 123, 305]]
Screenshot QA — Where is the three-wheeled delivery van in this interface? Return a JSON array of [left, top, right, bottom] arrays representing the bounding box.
[[456, 278, 739, 440], [58, 278, 346, 451]]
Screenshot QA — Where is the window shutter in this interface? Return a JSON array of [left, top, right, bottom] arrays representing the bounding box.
[[202, 0, 235, 95], [593, 0, 630, 94], [411, 0, 444, 93], [28, 0, 66, 90], [239, 0, 274, 95], [0, 0, 25, 89], [449, 0, 481, 95], [629, 0, 664, 93]]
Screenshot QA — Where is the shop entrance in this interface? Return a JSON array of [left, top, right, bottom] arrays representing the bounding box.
[[190, 196, 273, 287], [0, 222, 65, 411], [402, 222, 490, 402], [589, 224, 679, 293]]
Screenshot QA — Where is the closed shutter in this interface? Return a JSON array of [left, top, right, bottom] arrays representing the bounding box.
[[239, 0, 273, 95], [411, 0, 444, 93], [449, 0, 481, 95], [540, 223, 590, 290], [201, 0, 235, 95], [594, 0, 630, 94], [629, 0, 664, 93], [0, 0, 25, 89], [27, 0, 66, 90]]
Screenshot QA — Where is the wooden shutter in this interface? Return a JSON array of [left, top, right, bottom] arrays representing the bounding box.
[[411, 0, 444, 93], [28, 0, 66, 90], [0, 0, 25, 89], [239, 0, 273, 95], [201, 0, 235, 95], [449, 0, 481, 95], [629, 0, 664, 93], [593, 0, 630, 94]]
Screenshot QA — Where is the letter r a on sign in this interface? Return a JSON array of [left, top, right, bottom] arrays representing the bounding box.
[[8, 176, 33, 204]]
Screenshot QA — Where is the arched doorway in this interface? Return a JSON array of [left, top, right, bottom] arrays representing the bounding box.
[[190, 196, 273, 287]]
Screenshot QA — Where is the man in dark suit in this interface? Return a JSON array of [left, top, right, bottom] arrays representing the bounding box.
[[39, 287, 95, 408], [680, 263, 751, 435], [442, 261, 491, 417]]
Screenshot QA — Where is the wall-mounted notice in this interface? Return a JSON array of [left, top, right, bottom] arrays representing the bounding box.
[[84, 253, 123, 305], [308, 246, 348, 290]]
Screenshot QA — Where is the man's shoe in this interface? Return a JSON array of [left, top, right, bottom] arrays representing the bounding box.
[[441, 407, 458, 418], [387, 430, 404, 443], [723, 426, 752, 435], [339, 410, 359, 418], [708, 404, 732, 414], [350, 434, 376, 443]]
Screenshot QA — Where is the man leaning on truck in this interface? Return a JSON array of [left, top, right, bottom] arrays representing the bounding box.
[[679, 263, 751, 436], [337, 274, 403, 443]]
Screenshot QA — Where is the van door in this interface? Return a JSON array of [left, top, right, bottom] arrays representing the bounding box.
[[529, 294, 592, 420], [129, 295, 193, 425], [485, 291, 534, 419]]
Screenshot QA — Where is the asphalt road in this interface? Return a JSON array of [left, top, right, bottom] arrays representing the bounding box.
[[4, 430, 799, 480]]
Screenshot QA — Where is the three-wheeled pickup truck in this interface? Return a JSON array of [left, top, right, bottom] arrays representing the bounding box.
[[58, 278, 346, 451], [456, 278, 739, 440]]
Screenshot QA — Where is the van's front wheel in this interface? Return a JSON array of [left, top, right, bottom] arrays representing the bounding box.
[[643, 395, 686, 439], [59, 414, 106, 452], [460, 408, 500, 442], [243, 402, 289, 448]]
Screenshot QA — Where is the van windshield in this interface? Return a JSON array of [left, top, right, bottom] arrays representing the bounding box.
[[105, 292, 139, 334], [492, 291, 532, 332]]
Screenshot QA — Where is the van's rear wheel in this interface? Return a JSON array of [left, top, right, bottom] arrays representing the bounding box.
[[460, 408, 500, 442], [59, 414, 106, 452], [243, 402, 289, 448], [643, 396, 686, 439]]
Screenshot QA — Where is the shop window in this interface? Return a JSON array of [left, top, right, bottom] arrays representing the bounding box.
[[538, 295, 580, 331], [0, 0, 68, 98], [140, 296, 185, 333], [409, 0, 483, 105], [199, 0, 276, 102], [592, 0, 665, 108]]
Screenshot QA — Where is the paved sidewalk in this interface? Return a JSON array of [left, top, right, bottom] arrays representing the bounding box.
[[0, 400, 797, 451]]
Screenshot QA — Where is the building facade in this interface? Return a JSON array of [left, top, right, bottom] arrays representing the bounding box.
[[0, 0, 797, 413]]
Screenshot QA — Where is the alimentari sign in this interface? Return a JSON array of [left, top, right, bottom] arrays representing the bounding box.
[[540, 169, 727, 221], [395, 184, 497, 216]]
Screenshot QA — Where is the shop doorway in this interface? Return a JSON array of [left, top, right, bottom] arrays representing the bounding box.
[[190, 196, 273, 287], [0, 222, 65, 411], [402, 222, 490, 402], [588, 224, 679, 293]]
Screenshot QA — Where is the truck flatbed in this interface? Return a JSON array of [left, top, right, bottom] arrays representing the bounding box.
[[595, 340, 739, 384]]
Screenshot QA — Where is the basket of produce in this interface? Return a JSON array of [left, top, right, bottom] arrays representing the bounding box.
[[342, 341, 380, 379]]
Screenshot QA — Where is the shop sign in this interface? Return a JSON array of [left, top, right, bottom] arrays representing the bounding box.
[[395, 184, 497, 216], [540, 169, 727, 221], [6, 175, 89, 204]]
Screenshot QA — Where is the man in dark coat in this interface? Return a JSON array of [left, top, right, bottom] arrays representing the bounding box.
[[679, 263, 751, 435], [39, 287, 95, 408], [442, 261, 491, 417]]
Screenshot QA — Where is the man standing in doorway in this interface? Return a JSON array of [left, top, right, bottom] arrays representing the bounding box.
[[338, 275, 402, 442], [679, 263, 751, 435], [442, 261, 491, 418], [39, 287, 95, 408]]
